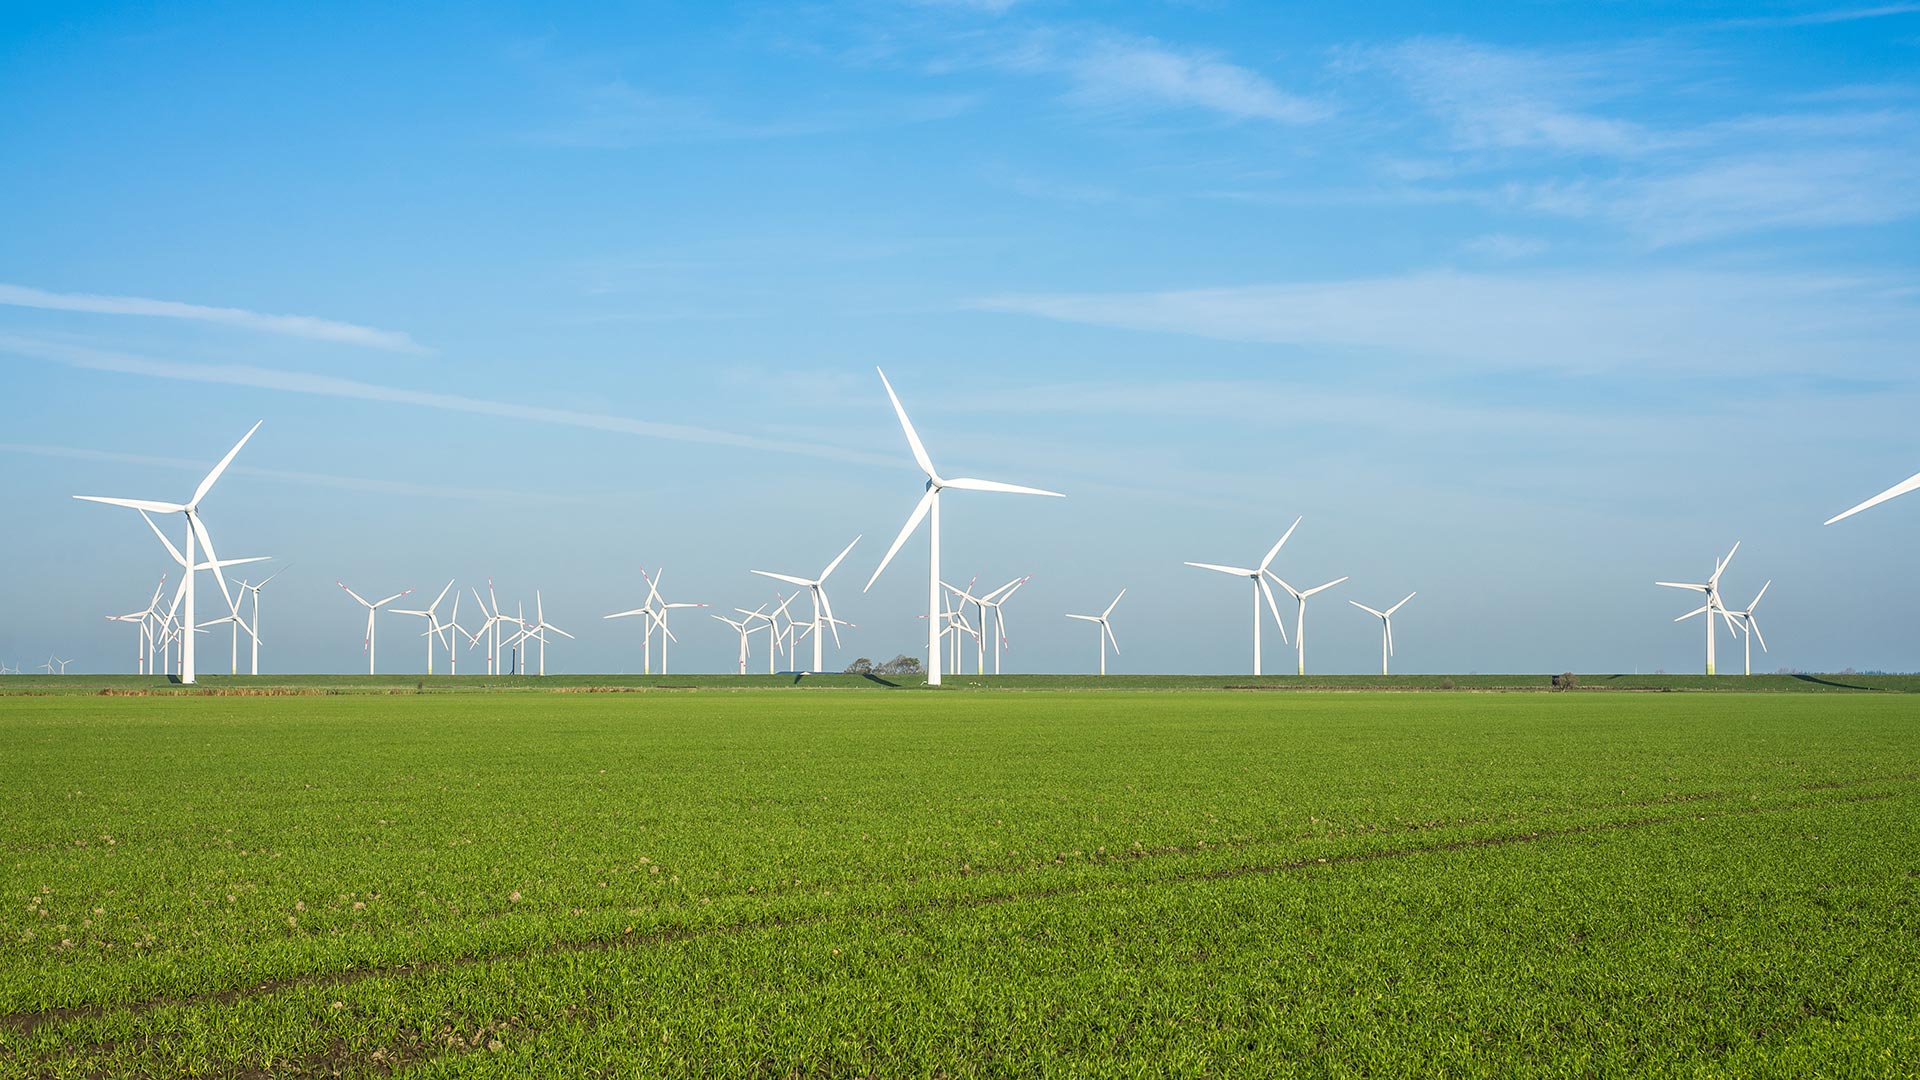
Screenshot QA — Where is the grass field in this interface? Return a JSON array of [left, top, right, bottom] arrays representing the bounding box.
[[2, 687, 1916, 1076]]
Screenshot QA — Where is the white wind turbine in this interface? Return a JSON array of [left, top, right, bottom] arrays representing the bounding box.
[[605, 567, 706, 675], [942, 579, 990, 675], [50, 656, 73, 675], [1269, 573, 1350, 677], [196, 611, 249, 676], [471, 582, 512, 675], [391, 580, 456, 675], [863, 369, 1065, 687], [1826, 471, 1920, 526], [713, 614, 755, 675], [38, 658, 55, 674], [338, 582, 412, 675], [1349, 593, 1416, 676], [1186, 518, 1299, 676], [1657, 543, 1741, 676], [518, 592, 573, 676], [106, 574, 167, 675], [977, 576, 1031, 676], [236, 566, 287, 676], [74, 421, 262, 684], [752, 537, 860, 674], [138, 511, 269, 676], [1726, 581, 1772, 676], [1064, 589, 1125, 676], [428, 591, 470, 677], [737, 592, 800, 674]]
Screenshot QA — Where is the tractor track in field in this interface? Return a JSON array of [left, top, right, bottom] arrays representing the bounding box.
[[2, 778, 1912, 1049]]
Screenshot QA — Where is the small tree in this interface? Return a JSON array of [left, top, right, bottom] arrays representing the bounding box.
[[874, 654, 922, 676], [1552, 672, 1579, 691], [843, 658, 874, 676]]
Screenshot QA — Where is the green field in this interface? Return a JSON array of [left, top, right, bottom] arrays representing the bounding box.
[[2, 687, 1916, 1076]]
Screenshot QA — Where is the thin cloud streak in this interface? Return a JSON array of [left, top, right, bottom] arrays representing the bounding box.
[[0, 442, 595, 504], [1, 337, 894, 468], [0, 283, 428, 353], [973, 270, 1920, 374]]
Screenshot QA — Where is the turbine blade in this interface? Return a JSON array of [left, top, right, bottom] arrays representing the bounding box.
[[1386, 592, 1417, 616], [190, 420, 262, 508], [876, 367, 940, 480], [74, 495, 187, 514], [1654, 582, 1709, 592], [1301, 576, 1348, 598], [1104, 621, 1120, 654], [188, 514, 239, 616], [1261, 516, 1302, 571], [818, 586, 841, 648], [1260, 575, 1290, 645], [1186, 562, 1257, 577], [1750, 618, 1768, 652], [1103, 588, 1126, 618], [1750, 580, 1771, 610], [431, 579, 455, 613], [1826, 470, 1920, 525], [339, 583, 372, 608], [1064, 614, 1099, 622], [1349, 601, 1387, 618], [1674, 605, 1709, 621], [820, 536, 861, 581], [140, 511, 189, 567], [752, 570, 816, 587], [943, 476, 1065, 498], [865, 486, 936, 591]]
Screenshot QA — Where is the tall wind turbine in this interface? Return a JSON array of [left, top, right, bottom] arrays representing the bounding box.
[[74, 421, 262, 684], [1185, 518, 1298, 675], [753, 536, 860, 673], [1349, 593, 1416, 676], [428, 591, 469, 677], [1657, 543, 1741, 676], [338, 582, 412, 675], [237, 566, 287, 675], [977, 576, 1031, 675], [863, 369, 1065, 687], [391, 580, 456, 674], [605, 567, 706, 675], [521, 592, 572, 676], [1064, 589, 1125, 676], [1270, 574, 1350, 676], [1726, 581, 1772, 676], [1826, 471, 1920, 525]]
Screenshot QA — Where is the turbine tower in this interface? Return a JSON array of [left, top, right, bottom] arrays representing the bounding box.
[[1270, 574, 1350, 676], [74, 421, 262, 684], [752, 536, 860, 674], [338, 582, 412, 675], [864, 368, 1065, 687], [1349, 593, 1416, 676], [1185, 518, 1299, 675], [1657, 543, 1741, 676], [713, 614, 755, 675], [1064, 589, 1125, 676], [977, 576, 1031, 676]]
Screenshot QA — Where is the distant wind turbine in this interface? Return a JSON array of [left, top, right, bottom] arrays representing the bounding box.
[[753, 536, 860, 674], [338, 582, 412, 675], [73, 420, 262, 684], [1657, 543, 1741, 676], [1270, 574, 1350, 677], [713, 614, 755, 675], [1186, 518, 1298, 676], [1726, 581, 1772, 676], [864, 369, 1064, 686], [236, 566, 287, 675], [1065, 589, 1125, 676], [1349, 593, 1416, 676], [391, 580, 456, 674]]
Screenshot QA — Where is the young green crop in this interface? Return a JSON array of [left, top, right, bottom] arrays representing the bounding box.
[[0, 690, 1914, 1076]]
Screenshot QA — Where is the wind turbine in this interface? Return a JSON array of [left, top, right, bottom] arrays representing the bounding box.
[[196, 611, 248, 675], [73, 420, 262, 685], [471, 583, 511, 675], [605, 567, 705, 675], [237, 566, 287, 675], [1726, 581, 1772, 676], [1349, 593, 1416, 676], [738, 592, 799, 674], [338, 582, 412, 675], [1826, 471, 1920, 525], [428, 591, 469, 676], [38, 658, 55, 674], [391, 580, 456, 674], [977, 576, 1031, 675], [1185, 518, 1299, 675], [713, 614, 755, 675], [864, 369, 1065, 686], [50, 656, 73, 675], [1657, 543, 1741, 676], [519, 592, 572, 676], [1270, 574, 1350, 676], [107, 574, 167, 674], [752, 537, 860, 674], [1064, 589, 1125, 676]]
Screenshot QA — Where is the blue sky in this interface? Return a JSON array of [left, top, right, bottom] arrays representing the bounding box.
[[3, 0, 1918, 675]]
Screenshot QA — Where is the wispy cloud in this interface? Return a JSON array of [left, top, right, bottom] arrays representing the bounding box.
[[1461, 233, 1549, 259], [1, 337, 894, 467], [947, 27, 1326, 124], [0, 284, 427, 353], [529, 77, 976, 148], [1716, 3, 1920, 28], [0, 442, 591, 504], [973, 270, 1920, 375]]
